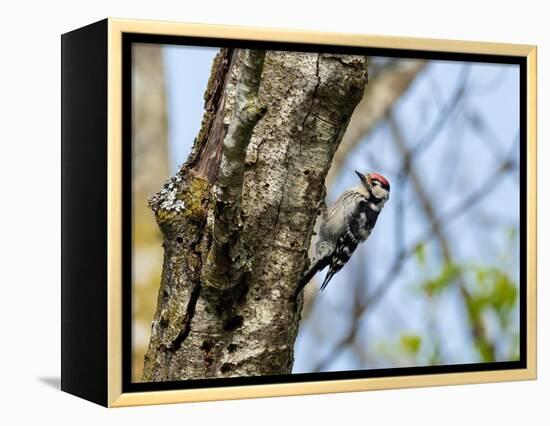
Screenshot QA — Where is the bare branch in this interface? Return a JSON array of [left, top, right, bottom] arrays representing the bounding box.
[[217, 50, 267, 203], [326, 60, 426, 185], [387, 112, 496, 361], [409, 65, 470, 157], [202, 50, 267, 290]]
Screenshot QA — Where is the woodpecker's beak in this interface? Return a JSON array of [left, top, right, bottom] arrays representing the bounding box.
[[355, 170, 369, 186]]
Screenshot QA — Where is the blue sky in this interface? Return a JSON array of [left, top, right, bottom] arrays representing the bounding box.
[[164, 45, 219, 173]]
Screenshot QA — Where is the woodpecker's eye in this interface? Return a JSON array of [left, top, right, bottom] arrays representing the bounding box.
[[369, 173, 390, 190]]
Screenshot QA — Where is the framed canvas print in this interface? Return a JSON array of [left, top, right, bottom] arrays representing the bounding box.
[[61, 18, 537, 407]]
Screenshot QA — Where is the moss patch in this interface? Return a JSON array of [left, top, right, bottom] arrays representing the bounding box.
[[181, 175, 210, 221]]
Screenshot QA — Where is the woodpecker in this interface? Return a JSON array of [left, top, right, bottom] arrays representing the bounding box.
[[294, 171, 390, 300]]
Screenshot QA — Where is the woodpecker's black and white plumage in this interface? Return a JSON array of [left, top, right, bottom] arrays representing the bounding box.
[[294, 171, 390, 300]]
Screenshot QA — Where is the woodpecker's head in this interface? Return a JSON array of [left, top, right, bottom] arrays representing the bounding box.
[[355, 171, 390, 201]]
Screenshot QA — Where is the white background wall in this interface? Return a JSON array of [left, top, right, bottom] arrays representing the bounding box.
[[1, 0, 546, 424]]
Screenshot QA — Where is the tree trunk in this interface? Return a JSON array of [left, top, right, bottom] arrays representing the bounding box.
[[142, 48, 368, 381]]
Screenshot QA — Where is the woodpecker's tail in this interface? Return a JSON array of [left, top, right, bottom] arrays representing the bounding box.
[[319, 268, 337, 292], [293, 257, 330, 302]]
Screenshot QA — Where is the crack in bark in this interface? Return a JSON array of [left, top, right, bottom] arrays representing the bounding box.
[[271, 142, 292, 236], [165, 281, 203, 352], [300, 55, 322, 134], [310, 112, 342, 127]]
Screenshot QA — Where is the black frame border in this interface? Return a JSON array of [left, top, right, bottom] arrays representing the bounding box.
[[122, 33, 527, 394], [61, 19, 109, 406]]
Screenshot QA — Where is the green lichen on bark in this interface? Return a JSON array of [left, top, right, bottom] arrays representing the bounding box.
[[181, 174, 210, 221], [149, 170, 210, 236]]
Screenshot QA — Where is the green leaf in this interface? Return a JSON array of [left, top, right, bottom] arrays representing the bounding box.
[[465, 265, 519, 364], [492, 273, 517, 310], [422, 262, 460, 295], [414, 242, 426, 266], [472, 265, 518, 325], [428, 346, 442, 365], [476, 339, 495, 363], [507, 227, 518, 246], [400, 334, 422, 355]]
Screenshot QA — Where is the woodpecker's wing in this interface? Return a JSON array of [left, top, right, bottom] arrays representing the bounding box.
[[318, 189, 366, 242], [320, 224, 360, 291]]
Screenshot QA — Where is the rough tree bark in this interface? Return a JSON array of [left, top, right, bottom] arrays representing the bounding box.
[[142, 48, 368, 381]]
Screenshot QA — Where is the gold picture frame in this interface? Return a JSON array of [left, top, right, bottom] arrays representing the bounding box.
[[61, 17, 537, 407]]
